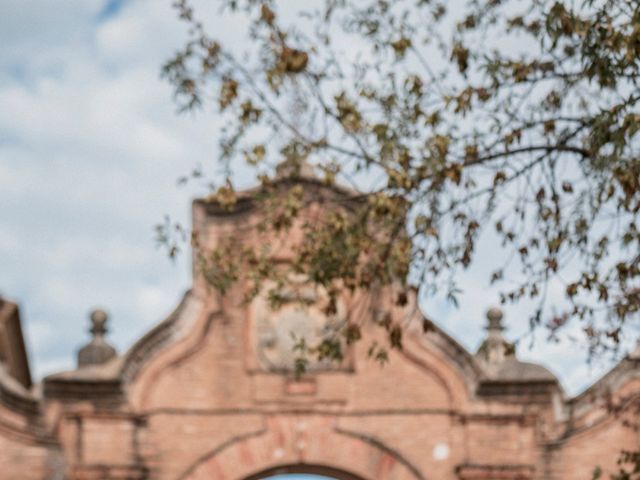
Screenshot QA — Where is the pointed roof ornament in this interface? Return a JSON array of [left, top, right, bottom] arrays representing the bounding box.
[[476, 307, 514, 366], [275, 156, 317, 180], [486, 307, 505, 332], [77, 309, 117, 368], [475, 307, 558, 382]]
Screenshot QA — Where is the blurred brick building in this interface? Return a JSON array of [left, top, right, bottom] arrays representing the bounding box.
[[1, 171, 638, 480]]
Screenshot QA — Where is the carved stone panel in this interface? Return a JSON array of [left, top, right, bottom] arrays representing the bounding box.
[[249, 279, 352, 373]]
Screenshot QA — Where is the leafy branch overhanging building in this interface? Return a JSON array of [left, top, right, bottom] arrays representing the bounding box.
[[1, 170, 639, 480]]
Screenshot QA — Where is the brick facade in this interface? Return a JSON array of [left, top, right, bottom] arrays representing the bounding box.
[[1, 176, 638, 479]]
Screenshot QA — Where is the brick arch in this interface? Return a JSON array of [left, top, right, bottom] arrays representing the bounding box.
[[177, 416, 425, 480]]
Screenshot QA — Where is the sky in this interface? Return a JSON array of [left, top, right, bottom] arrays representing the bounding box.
[[0, 0, 634, 395]]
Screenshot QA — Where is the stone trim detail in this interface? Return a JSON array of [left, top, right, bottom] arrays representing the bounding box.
[[456, 464, 535, 479], [70, 464, 148, 480], [194, 176, 363, 218], [43, 379, 123, 404]]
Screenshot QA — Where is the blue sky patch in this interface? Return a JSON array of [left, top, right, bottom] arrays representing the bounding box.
[[97, 0, 127, 22]]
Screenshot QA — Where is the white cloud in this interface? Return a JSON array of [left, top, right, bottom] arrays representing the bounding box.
[[0, 0, 211, 379]]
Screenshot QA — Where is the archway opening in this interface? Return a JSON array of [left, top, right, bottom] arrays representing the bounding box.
[[243, 465, 367, 480], [261, 476, 335, 480]]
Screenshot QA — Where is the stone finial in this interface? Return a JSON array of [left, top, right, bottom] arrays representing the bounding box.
[[89, 309, 108, 336], [486, 307, 504, 332], [77, 308, 117, 368], [477, 307, 514, 366], [275, 157, 316, 180]]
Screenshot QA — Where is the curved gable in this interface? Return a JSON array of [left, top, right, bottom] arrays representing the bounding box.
[[119, 284, 480, 414], [27, 176, 638, 479]]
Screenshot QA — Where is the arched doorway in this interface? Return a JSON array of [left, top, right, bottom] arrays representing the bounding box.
[[260, 476, 335, 480], [177, 416, 423, 480], [244, 464, 367, 480], [259, 476, 334, 480]]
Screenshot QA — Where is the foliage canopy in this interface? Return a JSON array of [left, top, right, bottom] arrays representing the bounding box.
[[160, 0, 640, 374]]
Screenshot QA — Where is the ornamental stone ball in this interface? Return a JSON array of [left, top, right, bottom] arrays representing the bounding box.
[[90, 308, 108, 334], [476, 306, 511, 366], [77, 308, 117, 367], [486, 306, 504, 331]]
